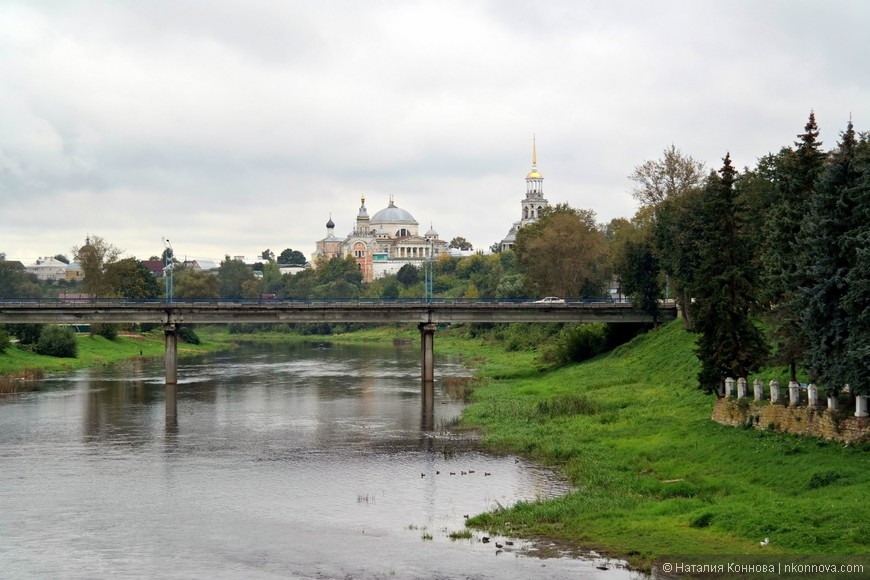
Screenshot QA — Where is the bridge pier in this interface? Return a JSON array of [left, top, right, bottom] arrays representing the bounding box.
[[419, 323, 436, 430], [164, 323, 178, 385]]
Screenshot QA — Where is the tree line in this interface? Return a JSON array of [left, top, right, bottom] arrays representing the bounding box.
[[612, 113, 869, 396]]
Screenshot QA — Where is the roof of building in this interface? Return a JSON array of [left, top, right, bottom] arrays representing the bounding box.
[[370, 199, 417, 225]]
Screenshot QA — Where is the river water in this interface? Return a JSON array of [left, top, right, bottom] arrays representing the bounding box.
[[0, 340, 634, 579]]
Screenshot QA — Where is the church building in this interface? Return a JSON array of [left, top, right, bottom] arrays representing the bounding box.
[[499, 138, 550, 251], [312, 196, 448, 282]]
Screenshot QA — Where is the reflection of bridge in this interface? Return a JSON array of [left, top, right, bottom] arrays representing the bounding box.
[[0, 298, 676, 384]]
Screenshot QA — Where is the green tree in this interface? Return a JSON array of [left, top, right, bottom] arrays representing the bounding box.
[[9, 324, 43, 345], [218, 257, 256, 299], [260, 261, 283, 295], [0, 326, 9, 354], [842, 134, 870, 395], [35, 325, 77, 358], [692, 154, 768, 393], [104, 258, 162, 299], [72, 235, 122, 297], [277, 248, 307, 266], [173, 266, 220, 299], [760, 112, 826, 380], [396, 264, 420, 286], [448, 237, 473, 251], [0, 262, 42, 298], [800, 121, 863, 392], [617, 234, 662, 325], [629, 144, 706, 207], [514, 204, 607, 298], [53, 254, 70, 264], [261, 249, 275, 262]]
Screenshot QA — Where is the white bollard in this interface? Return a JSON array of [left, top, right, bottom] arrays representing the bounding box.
[[754, 379, 763, 401], [807, 383, 819, 407], [770, 380, 781, 404], [855, 395, 869, 418], [737, 377, 747, 399], [725, 377, 735, 398], [827, 393, 838, 411], [789, 381, 800, 406]]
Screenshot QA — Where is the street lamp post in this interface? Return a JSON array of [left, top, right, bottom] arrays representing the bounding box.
[[163, 237, 174, 304]]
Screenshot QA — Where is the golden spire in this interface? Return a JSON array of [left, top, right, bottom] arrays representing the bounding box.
[[526, 135, 543, 180], [532, 134, 537, 168]]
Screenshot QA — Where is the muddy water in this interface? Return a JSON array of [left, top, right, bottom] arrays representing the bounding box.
[[0, 340, 634, 579]]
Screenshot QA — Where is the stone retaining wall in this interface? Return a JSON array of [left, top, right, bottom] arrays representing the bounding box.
[[712, 398, 870, 444]]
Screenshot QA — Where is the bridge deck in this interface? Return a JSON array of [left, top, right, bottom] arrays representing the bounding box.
[[0, 299, 676, 325]]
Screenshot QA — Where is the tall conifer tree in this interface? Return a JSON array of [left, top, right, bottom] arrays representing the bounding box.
[[760, 112, 826, 380], [801, 121, 866, 393], [692, 154, 767, 393]]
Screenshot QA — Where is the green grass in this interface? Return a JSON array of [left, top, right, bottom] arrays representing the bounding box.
[[1, 329, 226, 387], [435, 321, 870, 570]]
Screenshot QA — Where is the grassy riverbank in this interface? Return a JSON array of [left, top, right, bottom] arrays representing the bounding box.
[[0, 329, 225, 390], [431, 321, 870, 570]]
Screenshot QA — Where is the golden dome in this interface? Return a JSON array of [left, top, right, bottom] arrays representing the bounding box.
[[526, 169, 543, 179]]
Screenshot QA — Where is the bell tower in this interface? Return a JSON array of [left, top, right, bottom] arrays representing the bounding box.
[[520, 136, 549, 227]]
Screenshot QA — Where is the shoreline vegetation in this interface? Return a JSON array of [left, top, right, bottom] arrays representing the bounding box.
[[2, 322, 867, 571]]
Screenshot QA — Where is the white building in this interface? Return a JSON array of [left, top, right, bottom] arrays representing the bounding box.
[[25, 257, 69, 281], [312, 196, 449, 282]]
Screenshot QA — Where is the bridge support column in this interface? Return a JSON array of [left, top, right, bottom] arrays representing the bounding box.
[[419, 323, 436, 430], [164, 323, 178, 385]]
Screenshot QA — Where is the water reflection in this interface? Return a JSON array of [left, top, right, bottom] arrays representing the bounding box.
[[0, 340, 634, 579]]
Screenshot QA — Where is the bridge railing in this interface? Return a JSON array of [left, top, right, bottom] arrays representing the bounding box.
[[0, 297, 638, 308]]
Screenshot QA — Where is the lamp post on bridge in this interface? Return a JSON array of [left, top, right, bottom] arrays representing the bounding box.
[[162, 237, 174, 304]]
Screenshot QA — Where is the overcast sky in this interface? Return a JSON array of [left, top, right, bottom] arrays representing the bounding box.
[[2, 0, 868, 265]]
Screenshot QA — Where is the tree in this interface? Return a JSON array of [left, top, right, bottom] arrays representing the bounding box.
[[261, 249, 275, 262], [514, 204, 607, 298], [692, 154, 768, 393], [629, 144, 706, 207], [448, 237, 473, 251], [217, 256, 256, 299], [760, 112, 826, 380], [277, 248, 307, 266], [0, 262, 42, 298], [652, 186, 706, 329], [396, 264, 419, 286], [800, 120, 864, 392], [72, 235, 122, 297], [53, 254, 70, 264], [104, 258, 162, 299], [617, 235, 662, 325], [35, 325, 77, 358], [173, 266, 220, 299]]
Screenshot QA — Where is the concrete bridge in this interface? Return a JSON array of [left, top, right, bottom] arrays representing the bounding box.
[[1, 298, 675, 424]]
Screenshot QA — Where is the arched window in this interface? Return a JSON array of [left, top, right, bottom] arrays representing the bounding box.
[[523, 208, 529, 219]]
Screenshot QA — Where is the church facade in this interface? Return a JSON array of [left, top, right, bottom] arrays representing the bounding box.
[[312, 196, 448, 282], [499, 138, 550, 252]]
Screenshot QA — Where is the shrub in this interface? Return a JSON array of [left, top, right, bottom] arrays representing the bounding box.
[[542, 323, 607, 363], [35, 325, 78, 358], [92, 323, 119, 340], [690, 512, 715, 529], [0, 326, 9, 354], [9, 323, 44, 345], [177, 326, 200, 345]]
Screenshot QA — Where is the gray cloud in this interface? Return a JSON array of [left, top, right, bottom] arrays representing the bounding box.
[[2, 0, 869, 264]]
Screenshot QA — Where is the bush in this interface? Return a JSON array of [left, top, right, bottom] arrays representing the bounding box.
[[542, 323, 607, 364], [177, 326, 200, 345], [92, 323, 119, 340], [35, 325, 78, 358], [0, 326, 9, 354], [9, 323, 44, 345]]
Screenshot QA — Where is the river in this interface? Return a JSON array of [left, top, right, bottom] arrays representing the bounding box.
[[0, 339, 634, 579]]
